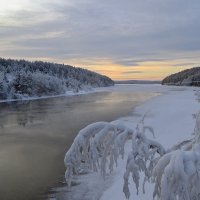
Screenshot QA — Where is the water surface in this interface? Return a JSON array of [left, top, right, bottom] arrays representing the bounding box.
[[0, 90, 156, 200]]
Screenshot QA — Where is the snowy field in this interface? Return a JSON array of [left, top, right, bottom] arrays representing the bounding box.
[[51, 84, 200, 200]]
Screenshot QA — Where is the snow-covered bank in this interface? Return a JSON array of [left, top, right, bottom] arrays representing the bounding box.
[[0, 86, 112, 103], [101, 85, 200, 200], [51, 84, 200, 200]]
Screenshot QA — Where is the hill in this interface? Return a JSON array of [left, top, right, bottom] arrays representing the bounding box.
[[162, 67, 200, 86], [115, 80, 161, 84], [0, 58, 114, 100]]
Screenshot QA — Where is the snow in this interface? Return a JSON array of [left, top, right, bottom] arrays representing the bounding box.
[[51, 84, 200, 200], [0, 86, 107, 103], [101, 85, 200, 200], [0, 58, 114, 101]]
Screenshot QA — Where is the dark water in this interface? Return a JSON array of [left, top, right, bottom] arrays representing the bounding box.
[[0, 91, 156, 200]]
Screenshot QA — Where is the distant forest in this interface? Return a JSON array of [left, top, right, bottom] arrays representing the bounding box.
[[115, 80, 161, 84], [162, 67, 200, 86], [0, 58, 114, 100]]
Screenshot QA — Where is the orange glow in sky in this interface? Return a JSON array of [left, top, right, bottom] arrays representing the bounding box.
[[63, 59, 196, 81]]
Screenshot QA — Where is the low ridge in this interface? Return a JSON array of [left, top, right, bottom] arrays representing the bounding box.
[[0, 58, 114, 100], [162, 67, 200, 86]]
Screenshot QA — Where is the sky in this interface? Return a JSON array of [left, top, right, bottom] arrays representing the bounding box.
[[0, 0, 200, 80]]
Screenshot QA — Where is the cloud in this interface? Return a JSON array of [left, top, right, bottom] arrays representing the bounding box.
[[172, 62, 198, 67], [0, 0, 200, 79], [114, 59, 140, 67], [122, 71, 143, 74]]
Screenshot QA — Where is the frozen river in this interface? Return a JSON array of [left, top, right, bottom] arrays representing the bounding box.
[[0, 87, 156, 200]]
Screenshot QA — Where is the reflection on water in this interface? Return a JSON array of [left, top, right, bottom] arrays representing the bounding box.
[[0, 91, 156, 200]]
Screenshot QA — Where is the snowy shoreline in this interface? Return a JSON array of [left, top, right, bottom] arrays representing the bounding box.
[[100, 85, 200, 200], [50, 84, 200, 200], [0, 86, 111, 103]]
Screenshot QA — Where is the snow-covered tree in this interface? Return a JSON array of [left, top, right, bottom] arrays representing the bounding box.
[[152, 112, 200, 200], [162, 66, 200, 86], [64, 112, 200, 200], [0, 58, 114, 100]]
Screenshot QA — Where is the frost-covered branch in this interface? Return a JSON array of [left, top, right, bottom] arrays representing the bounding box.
[[64, 117, 165, 195], [64, 121, 133, 187], [64, 111, 200, 200], [123, 118, 165, 198], [152, 111, 200, 200], [153, 144, 200, 200]]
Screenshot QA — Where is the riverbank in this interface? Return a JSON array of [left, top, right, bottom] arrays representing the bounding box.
[[51, 84, 200, 200], [0, 87, 107, 103]]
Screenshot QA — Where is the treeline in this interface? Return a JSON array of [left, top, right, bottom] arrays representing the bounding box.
[[0, 58, 114, 100], [162, 67, 200, 86], [115, 80, 161, 84]]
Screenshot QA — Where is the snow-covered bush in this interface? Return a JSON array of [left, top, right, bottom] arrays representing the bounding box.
[[153, 145, 200, 200], [123, 118, 165, 199], [64, 112, 200, 200], [64, 121, 134, 187], [152, 112, 200, 200]]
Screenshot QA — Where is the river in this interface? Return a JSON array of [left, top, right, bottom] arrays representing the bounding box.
[[0, 88, 156, 200]]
